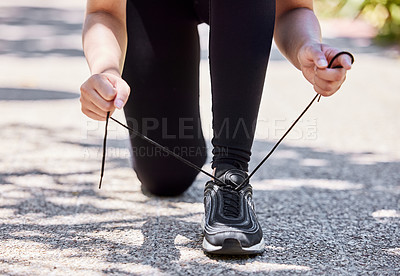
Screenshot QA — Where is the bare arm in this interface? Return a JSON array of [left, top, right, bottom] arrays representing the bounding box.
[[80, 0, 130, 121], [83, 0, 127, 75], [274, 1, 352, 96], [274, 3, 321, 69]]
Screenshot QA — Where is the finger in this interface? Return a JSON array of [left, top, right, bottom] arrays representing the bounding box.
[[316, 67, 346, 82], [88, 99, 116, 116], [314, 75, 341, 93], [80, 95, 108, 118], [89, 74, 117, 101], [82, 107, 108, 121], [313, 83, 336, 97], [81, 99, 108, 121], [81, 96, 115, 118], [324, 49, 353, 70], [336, 54, 353, 70], [113, 78, 131, 109], [81, 85, 115, 112], [306, 44, 328, 69]]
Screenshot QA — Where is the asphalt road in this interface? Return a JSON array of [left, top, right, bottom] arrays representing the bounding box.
[[0, 1, 399, 275]]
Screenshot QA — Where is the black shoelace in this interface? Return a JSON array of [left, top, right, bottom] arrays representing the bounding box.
[[98, 51, 354, 190], [206, 178, 243, 218], [221, 189, 241, 218]]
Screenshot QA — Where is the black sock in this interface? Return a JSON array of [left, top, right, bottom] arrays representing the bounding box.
[[214, 163, 243, 178]]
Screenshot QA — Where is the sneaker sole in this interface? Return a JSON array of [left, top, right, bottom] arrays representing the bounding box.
[[202, 237, 265, 255]]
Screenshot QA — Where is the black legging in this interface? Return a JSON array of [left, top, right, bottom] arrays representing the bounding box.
[[122, 0, 275, 196]]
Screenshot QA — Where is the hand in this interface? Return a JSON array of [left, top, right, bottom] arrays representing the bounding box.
[[298, 43, 352, 97], [80, 73, 130, 121]]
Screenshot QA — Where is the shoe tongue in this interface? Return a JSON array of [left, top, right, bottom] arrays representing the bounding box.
[[219, 169, 247, 187]]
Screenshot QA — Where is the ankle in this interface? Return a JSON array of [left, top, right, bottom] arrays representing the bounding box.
[[213, 163, 242, 178]]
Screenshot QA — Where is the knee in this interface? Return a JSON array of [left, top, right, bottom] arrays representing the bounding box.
[[136, 164, 199, 196], [134, 153, 207, 197]]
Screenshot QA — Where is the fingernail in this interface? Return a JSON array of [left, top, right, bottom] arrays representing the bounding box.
[[115, 99, 123, 109], [317, 59, 328, 67]]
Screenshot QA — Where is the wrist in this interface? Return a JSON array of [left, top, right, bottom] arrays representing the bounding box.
[[100, 68, 121, 77], [88, 58, 122, 77]]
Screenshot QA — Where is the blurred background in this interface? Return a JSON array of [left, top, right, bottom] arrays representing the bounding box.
[[316, 0, 400, 44], [0, 0, 399, 275]]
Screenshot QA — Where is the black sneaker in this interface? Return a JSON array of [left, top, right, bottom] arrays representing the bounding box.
[[202, 169, 264, 255]]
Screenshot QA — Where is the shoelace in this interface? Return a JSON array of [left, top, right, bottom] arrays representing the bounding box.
[[207, 178, 243, 218], [98, 51, 354, 189], [221, 189, 240, 218]]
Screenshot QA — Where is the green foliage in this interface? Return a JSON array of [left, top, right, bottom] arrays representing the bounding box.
[[358, 0, 400, 43], [316, 0, 400, 43]]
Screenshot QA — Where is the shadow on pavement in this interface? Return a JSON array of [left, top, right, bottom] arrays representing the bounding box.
[[0, 2, 399, 274], [1, 6, 397, 59], [0, 87, 79, 101], [0, 6, 84, 57], [0, 120, 399, 274]]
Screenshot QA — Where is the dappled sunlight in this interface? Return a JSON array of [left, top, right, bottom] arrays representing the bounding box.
[[1, 1, 399, 274], [86, 229, 144, 247], [175, 234, 205, 262], [372, 209, 400, 218], [299, 158, 329, 167], [349, 153, 400, 165], [1, 120, 398, 274], [220, 261, 311, 273], [385, 248, 400, 256], [22, 214, 143, 226], [0, 5, 84, 57], [252, 178, 364, 191], [0, 117, 398, 274], [253, 149, 300, 160], [168, 202, 204, 213], [176, 246, 205, 263], [0, 189, 31, 199], [175, 212, 203, 224], [176, 240, 313, 273]]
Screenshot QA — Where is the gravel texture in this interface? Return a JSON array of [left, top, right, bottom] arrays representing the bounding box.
[[0, 1, 399, 275]]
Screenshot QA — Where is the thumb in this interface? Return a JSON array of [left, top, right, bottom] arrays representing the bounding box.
[[299, 43, 329, 69], [309, 46, 328, 69], [113, 78, 131, 109]]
